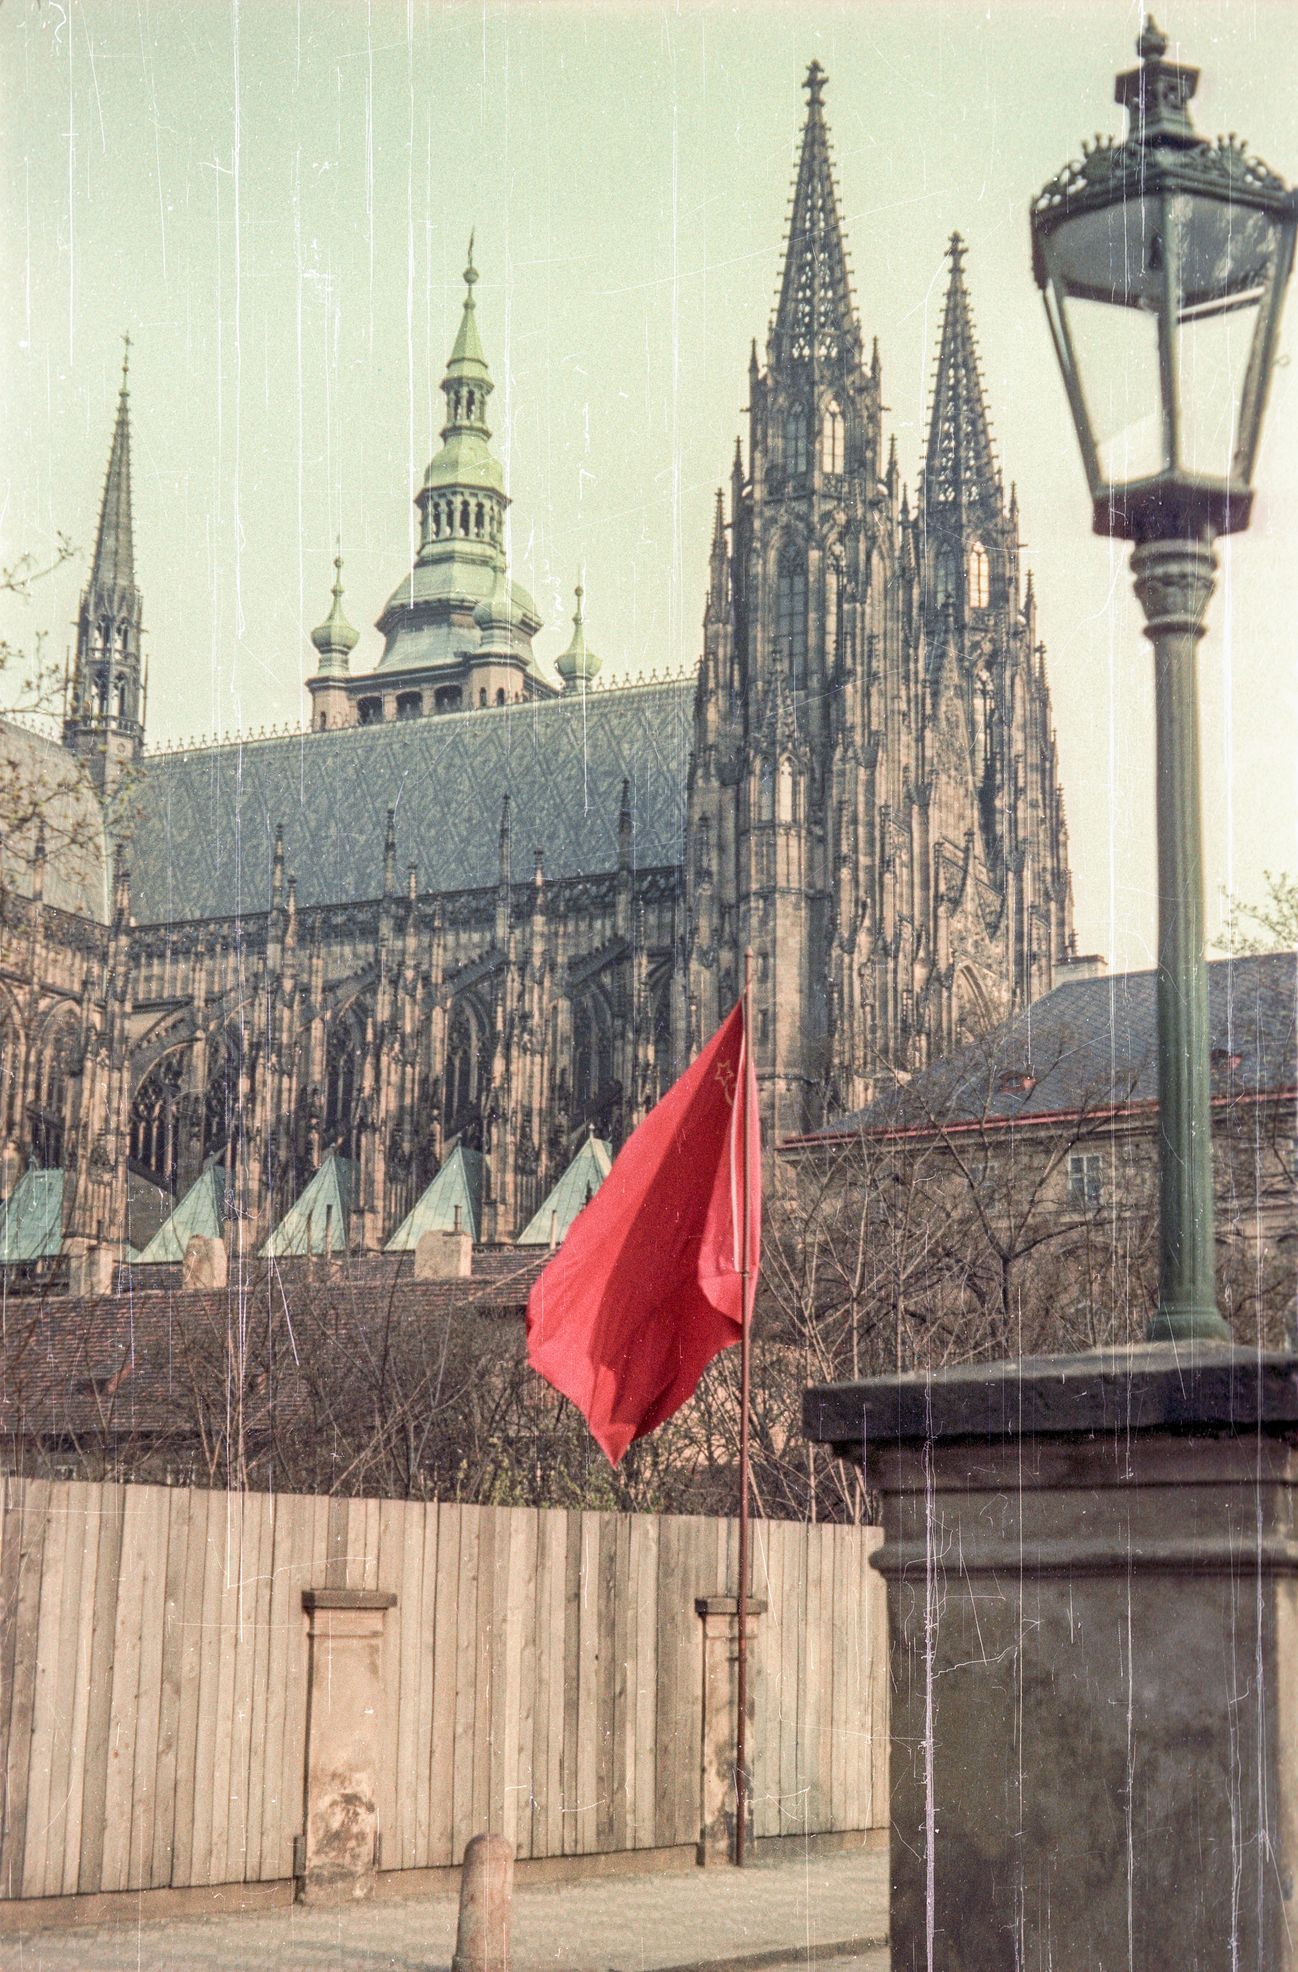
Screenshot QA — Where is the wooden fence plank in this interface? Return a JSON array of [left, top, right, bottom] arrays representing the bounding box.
[[375, 1496, 405, 1865], [2, 1481, 51, 1900], [609, 1513, 631, 1855], [428, 1500, 460, 1867], [392, 1498, 424, 1871], [76, 1482, 125, 1894], [255, 1491, 292, 1882], [99, 1484, 151, 1892], [125, 1486, 171, 1890], [450, 1503, 481, 1864], [239, 1492, 276, 1882], [413, 1501, 439, 1869], [630, 1513, 658, 1851], [46, 1483, 96, 1896], [19, 1480, 64, 1899], [485, 1506, 512, 1840], [185, 1488, 227, 1887], [150, 1487, 194, 1888], [509, 1508, 538, 1861], [574, 1513, 600, 1856], [499, 1508, 530, 1856], [209, 1491, 245, 1888], [169, 1487, 213, 1888]]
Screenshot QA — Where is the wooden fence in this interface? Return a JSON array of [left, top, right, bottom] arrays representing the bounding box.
[[0, 1479, 887, 1907]]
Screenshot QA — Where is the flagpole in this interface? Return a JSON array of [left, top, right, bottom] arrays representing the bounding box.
[[735, 947, 754, 1867]]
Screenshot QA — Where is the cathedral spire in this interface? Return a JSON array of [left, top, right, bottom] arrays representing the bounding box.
[[769, 62, 860, 371], [923, 234, 999, 523], [65, 335, 145, 794], [92, 336, 136, 598]]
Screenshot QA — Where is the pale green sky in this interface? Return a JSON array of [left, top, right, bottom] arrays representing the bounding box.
[[2, 0, 1296, 971]]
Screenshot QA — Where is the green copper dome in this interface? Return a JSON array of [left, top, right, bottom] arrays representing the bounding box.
[[555, 584, 601, 691], [310, 555, 359, 674]]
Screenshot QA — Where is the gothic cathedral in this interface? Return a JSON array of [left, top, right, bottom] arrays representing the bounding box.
[[0, 67, 1075, 1258]]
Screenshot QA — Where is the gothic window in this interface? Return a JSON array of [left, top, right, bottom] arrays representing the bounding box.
[[431, 505, 442, 539], [0, 998, 19, 1142], [114, 676, 127, 720], [466, 389, 476, 421], [757, 760, 775, 825], [825, 553, 843, 672], [777, 758, 796, 824], [129, 1050, 184, 1193], [968, 540, 990, 610], [933, 549, 956, 611], [495, 688, 506, 706], [821, 398, 844, 474], [445, 1003, 482, 1136], [203, 1025, 254, 1174], [785, 403, 808, 477], [324, 1008, 364, 1158], [479, 688, 487, 707], [775, 549, 808, 689], [571, 994, 615, 1126]]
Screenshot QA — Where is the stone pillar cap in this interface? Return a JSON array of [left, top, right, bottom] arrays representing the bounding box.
[[805, 1343, 1298, 1455]]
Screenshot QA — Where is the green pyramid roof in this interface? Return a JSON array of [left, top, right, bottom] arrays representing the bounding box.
[[0, 1169, 64, 1264], [517, 1136, 612, 1247], [261, 1149, 358, 1258], [135, 1161, 228, 1265], [386, 1143, 483, 1250]]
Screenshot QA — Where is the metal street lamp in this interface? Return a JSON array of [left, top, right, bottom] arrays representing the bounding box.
[[1031, 17, 1297, 1344]]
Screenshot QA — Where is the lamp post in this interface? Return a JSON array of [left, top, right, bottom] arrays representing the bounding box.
[[1031, 16, 1297, 1343]]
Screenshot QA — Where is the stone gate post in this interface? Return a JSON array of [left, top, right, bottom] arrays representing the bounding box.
[[805, 1346, 1298, 1970]]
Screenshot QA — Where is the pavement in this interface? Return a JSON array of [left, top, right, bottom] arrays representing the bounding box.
[[0, 1847, 888, 1972]]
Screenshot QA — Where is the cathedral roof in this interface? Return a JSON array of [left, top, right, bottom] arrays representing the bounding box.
[[261, 1149, 358, 1258], [126, 677, 692, 924], [386, 1144, 484, 1249], [0, 1169, 64, 1265], [0, 719, 112, 923], [134, 1160, 228, 1265]]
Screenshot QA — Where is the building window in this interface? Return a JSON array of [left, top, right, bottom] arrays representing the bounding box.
[[395, 692, 421, 720], [968, 540, 990, 610], [1068, 1152, 1104, 1209], [821, 398, 844, 474], [495, 688, 506, 706], [785, 403, 808, 477], [435, 685, 462, 713], [357, 697, 383, 726], [775, 549, 808, 689]]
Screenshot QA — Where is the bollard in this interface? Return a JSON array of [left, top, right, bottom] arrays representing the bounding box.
[[452, 1832, 513, 1972]]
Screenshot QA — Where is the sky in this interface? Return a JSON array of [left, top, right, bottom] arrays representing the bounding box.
[[2, 0, 1296, 972]]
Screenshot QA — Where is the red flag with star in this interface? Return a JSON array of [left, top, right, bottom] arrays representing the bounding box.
[[526, 1000, 761, 1465]]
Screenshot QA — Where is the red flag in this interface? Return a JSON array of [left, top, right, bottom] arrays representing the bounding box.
[[526, 1000, 761, 1465]]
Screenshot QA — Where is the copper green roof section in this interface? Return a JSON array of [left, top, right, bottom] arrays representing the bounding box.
[[261, 1149, 358, 1258], [517, 1136, 612, 1247], [0, 1169, 64, 1264], [386, 1144, 483, 1249], [135, 1160, 228, 1265]]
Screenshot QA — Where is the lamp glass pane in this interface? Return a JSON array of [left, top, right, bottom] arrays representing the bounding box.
[[1046, 195, 1162, 308], [1168, 192, 1276, 477], [1063, 295, 1164, 482]]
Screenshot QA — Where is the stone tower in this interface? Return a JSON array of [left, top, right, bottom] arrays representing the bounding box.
[[65, 339, 145, 796], [686, 66, 1074, 1134]]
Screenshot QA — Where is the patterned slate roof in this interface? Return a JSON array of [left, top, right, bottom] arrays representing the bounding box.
[[126, 679, 694, 925], [800, 952, 1298, 1143]]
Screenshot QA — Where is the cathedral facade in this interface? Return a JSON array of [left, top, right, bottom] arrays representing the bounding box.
[[0, 68, 1075, 1257]]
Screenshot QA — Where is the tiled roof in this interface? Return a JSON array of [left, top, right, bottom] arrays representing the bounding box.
[[798, 952, 1298, 1144], [126, 679, 693, 925]]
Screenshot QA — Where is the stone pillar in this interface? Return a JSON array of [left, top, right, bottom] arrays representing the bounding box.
[[299, 1588, 397, 1904], [695, 1594, 766, 1865], [804, 1345, 1298, 1971]]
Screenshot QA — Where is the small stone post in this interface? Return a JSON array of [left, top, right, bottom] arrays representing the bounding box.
[[695, 1594, 766, 1864], [805, 1346, 1298, 1970], [182, 1231, 227, 1290], [452, 1831, 513, 1972], [298, 1588, 397, 1904]]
